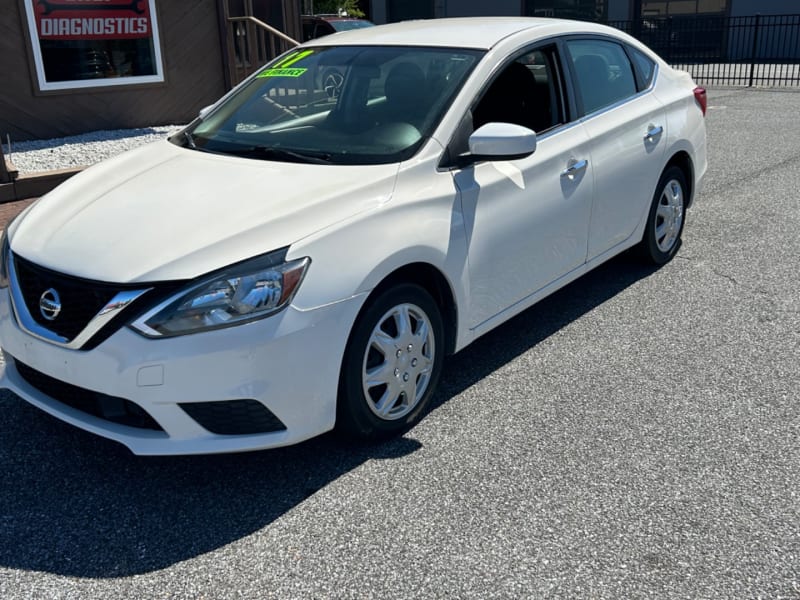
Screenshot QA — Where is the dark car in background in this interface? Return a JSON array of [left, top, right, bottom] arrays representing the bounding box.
[[301, 14, 376, 97], [301, 14, 375, 41]]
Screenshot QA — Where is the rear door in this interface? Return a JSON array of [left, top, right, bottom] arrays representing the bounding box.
[[564, 38, 667, 260]]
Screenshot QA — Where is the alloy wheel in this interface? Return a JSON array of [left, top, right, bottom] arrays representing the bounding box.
[[655, 178, 684, 253], [361, 302, 435, 421]]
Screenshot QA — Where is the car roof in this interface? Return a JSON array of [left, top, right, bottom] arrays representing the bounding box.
[[305, 17, 619, 50]]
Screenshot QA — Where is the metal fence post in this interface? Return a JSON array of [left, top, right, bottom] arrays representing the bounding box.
[[667, 17, 674, 63], [749, 13, 762, 87]]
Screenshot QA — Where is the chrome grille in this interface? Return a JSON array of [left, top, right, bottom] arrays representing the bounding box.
[[8, 253, 178, 350], [13, 254, 122, 341]]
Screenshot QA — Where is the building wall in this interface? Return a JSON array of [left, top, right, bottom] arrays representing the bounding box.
[[369, 0, 637, 22], [370, 0, 520, 23], [443, 0, 521, 17], [370, 0, 388, 23], [369, 0, 798, 25], [1, 0, 228, 141], [730, 0, 798, 17], [607, 0, 631, 20]]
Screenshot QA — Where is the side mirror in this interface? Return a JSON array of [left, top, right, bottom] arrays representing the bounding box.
[[467, 122, 537, 163]]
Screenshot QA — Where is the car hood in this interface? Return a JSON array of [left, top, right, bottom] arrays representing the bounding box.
[[10, 141, 398, 283]]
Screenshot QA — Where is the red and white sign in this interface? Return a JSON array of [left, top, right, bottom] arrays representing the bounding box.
[[33, 0, 152, 40]]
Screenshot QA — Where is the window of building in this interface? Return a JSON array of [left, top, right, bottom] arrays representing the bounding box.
[[23, 0, 164, 92], [641, 0, 727, 16], [524, 0, 607, 22]]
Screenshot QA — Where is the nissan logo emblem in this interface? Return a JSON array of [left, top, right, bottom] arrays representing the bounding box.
[[39, 288, 62, 321]]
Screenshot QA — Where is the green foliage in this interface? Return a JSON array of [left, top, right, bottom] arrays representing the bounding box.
[[311, 0, 365, 18]]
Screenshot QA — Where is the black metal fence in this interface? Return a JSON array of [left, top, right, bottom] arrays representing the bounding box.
[[609, 14, 800, 87]]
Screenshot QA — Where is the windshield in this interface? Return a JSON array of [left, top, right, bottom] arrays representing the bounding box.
[[183, 46, 483, 165]]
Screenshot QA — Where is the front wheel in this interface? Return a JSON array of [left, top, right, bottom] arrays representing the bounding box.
[[337, 283, 444, 440], [638, 166, 688, 265]]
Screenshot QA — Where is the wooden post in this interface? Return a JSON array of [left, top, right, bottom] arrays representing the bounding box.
[[216, 0, 235, 90], [0, 140, 19, 185], [281, 0, 301, 42]]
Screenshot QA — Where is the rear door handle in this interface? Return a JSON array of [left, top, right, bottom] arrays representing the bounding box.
[[644, 125, 663, 142], [560, 158, 588, 179]]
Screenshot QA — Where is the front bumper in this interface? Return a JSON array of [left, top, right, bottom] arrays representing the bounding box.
[[0, 288, 366, 455]]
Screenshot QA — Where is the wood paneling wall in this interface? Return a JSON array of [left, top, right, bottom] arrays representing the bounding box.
[[0, 0, 229, 141]]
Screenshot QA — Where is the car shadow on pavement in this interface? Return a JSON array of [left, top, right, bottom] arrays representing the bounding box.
[[431, 250, 664, 412], [0, 251, 660, 578]]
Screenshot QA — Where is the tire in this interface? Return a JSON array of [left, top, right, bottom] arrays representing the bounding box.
[[337, 283, 444, 440], [638, 165, 688, 265]]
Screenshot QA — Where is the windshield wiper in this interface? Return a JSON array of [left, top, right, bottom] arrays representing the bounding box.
[[225, 146, 333, 165], [183, 130, 196, 149]]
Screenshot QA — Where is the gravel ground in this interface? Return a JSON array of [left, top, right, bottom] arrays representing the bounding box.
[[6, 126, 182, 173]]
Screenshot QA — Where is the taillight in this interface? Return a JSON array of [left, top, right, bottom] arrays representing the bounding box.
[[693, 86, 707, 116]]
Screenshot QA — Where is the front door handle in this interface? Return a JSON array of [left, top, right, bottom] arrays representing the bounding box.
[[644, 125, 664, 142], [560, 158, 588, 180]]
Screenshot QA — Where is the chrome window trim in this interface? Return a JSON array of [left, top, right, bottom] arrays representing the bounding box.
[[496, 55, 659, 142], [438, 31, 665, 172], [576, 67, 659, 124], [7, 254, 151, 350]]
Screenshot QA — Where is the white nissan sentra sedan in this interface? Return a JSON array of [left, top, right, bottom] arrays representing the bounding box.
[[0, 18, 707, 455]]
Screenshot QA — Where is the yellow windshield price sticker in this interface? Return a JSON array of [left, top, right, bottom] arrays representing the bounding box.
[[257, 67, 308, 78], [257, 49, 316, 77], [277, 50, 314, 67]]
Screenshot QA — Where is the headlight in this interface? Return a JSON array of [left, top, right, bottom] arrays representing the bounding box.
[[130, 249, 310, 337]]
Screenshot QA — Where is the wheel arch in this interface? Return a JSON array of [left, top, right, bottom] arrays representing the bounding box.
[[357, 262, 459, 356], [664, 150, 695, 208]]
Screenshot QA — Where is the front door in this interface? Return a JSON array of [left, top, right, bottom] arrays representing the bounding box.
[[454, 48, 594, 329]]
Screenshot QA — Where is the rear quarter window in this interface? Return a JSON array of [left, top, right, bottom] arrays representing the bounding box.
[[629, 46, 656, 89]]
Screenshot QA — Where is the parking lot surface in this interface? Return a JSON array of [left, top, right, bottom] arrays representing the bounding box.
[[0, 87, 798, 599]]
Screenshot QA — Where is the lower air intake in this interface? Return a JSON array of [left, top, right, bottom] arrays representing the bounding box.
[[13, 358, 163, 431], [179, 399, 287, 435]]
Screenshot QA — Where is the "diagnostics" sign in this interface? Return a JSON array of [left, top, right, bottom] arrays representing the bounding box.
[[33, 0, 152, 40]]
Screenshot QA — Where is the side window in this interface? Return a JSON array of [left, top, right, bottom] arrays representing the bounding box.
[[566, 39, 637, 115], [472, 46, 565, 134], [629, 46, 656, 89]]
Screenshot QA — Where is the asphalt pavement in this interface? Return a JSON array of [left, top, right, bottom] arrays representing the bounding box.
[[0, 87, 798, 599]]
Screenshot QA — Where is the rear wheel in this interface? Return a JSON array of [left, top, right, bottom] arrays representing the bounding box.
[[638, 166, 687, 264], [337, 283, 444, 440]]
